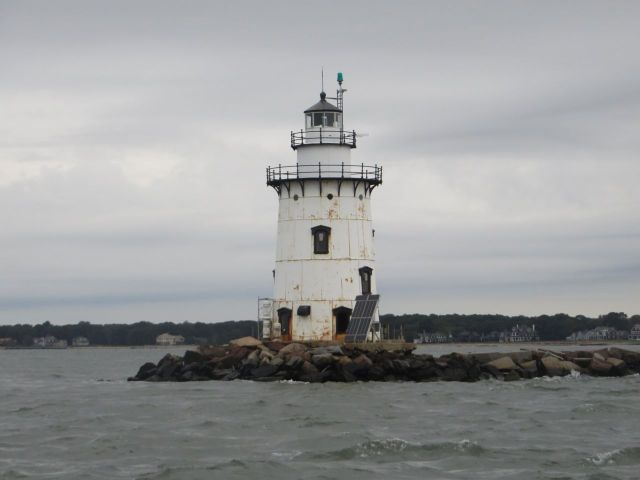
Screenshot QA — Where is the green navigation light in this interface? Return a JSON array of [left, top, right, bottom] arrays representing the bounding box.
[[337, 72, 343, 82]]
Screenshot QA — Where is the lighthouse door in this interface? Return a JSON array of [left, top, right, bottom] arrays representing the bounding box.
[[277, 307, 292, 342], [333, 306, 353, 342]]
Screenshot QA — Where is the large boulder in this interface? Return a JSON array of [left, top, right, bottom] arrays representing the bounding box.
[[503, 370, 522, 382], [301, 361, 319, 376], [217, 347, 250, 369], [309, 345, 344, 356], [269, 357, 284, 368], [158, 353, 181, 368], [570, 358, 593, 368], [507, 351, 533, 363], [284, 356, 304, 370], [486, 356, 518, 371], [311, 353, 335, 369], [608, 348, 640, 368], [183, 350, 206, 365], [263, 341, 287, 352], [131, 362, 156, 381], [470, 352, 504, 364], [589, 357, 613, 375], [606, 357, 625, 367], [198, 345, 227, 358], [251, 364, 280, 379], [541, 356, 580, 376], [353, 354, 373, 370], [277, 343, 308, 358], [242, 350, 260, 368], [229, 336, 262, 348]]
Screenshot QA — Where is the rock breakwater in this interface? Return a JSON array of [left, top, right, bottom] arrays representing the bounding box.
[[127, 338, 640, 383]]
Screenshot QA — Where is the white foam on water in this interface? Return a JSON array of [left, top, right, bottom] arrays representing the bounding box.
[[587, 449, 622, 465]]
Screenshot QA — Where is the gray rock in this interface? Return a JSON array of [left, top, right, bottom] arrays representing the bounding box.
[[301, 361, 319, 375], [507, 351, 533, 363], [311, 353, 335, 368], [606, 357, 625, 367], [486, 356, 517, 371], [471, 352, 504, 364], [270, 357, 284, 368], [158, 353, 181, 368], [309, 345, 344, 356], [259, 350, 274, 361], [589, 358, 612, 375], [285, 356, 304, 370], [229, 336, 262, 348], [277, 343, 308, 358], [134, 362, 157, 380], [571, 357, 593, 368], [541, 356, 580, 377], [503, 370, 521, 382], [251, 364, 279, 378], [158, 361, 179, 380], [242, 350, 260, 368], [183, 350, 206, 365]]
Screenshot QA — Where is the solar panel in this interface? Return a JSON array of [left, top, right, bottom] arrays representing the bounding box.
[[344, 294, 380, 343]]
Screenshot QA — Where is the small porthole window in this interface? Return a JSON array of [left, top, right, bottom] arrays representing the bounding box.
[[359, 194, 364, 200], [293, 194, 299, 201], [327, 193, 334, 200], [311, 225, 331, 254]]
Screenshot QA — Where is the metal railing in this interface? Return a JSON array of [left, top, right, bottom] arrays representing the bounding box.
[[266, 163, 382, 185], [291, 129, 356, 149]]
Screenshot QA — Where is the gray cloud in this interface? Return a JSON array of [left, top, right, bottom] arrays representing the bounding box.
[[1, 0, 639, 323]]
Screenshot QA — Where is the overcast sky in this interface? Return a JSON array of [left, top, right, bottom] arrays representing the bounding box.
[[1, 0, 639, 325]]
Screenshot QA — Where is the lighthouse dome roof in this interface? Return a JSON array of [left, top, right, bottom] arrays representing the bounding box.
[[304, 92, 342, 113]]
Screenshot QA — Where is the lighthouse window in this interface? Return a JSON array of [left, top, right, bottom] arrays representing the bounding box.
[[305, 114, 312, 128], [324, 113, 335, 127], [311, 225, 331, 254], [359, 266, 373, 295], [313, 112, 324, 127]]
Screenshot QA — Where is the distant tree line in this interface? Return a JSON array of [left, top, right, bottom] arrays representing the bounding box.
[[0, 312, 637, 346], [380, 312, 639, 341], [0, 320, 257, 347]]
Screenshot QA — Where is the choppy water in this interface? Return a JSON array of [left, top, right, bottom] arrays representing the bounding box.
[[1, 345, 640, 479]]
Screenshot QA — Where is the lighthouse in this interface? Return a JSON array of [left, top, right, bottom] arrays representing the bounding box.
[[260, 73, 382, 343]]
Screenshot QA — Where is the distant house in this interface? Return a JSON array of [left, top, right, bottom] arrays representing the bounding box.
[[480, 331, 501, 343], [156, 333, 185, 346], [72, 336, 90, 347], [566, 326, 629, 342], [499, 324, 539, 343], [630, 325, 640, 341], [0, 337, 16, 347], [413, 331, 450, 344], [33, 336, 68, 348]]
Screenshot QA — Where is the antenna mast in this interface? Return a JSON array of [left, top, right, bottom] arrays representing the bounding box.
[[336, 71, 344, 111]]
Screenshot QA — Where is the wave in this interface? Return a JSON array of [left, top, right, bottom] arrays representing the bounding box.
[[586, 446, 640, 466], [0, 469, 30, 479], [304, 438, 487, 462]]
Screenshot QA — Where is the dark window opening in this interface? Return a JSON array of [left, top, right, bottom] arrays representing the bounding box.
[[297, 305, 311, 316], [277, 307, 292, 336], [324, 112, 335, 126], [313, 112, 323, 127], [311, 225, 331, 254], [334, 306, 352, 335], [359, 266, 373, 295]]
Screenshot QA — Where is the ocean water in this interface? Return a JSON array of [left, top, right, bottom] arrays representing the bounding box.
[[1, 345, 640, 480]]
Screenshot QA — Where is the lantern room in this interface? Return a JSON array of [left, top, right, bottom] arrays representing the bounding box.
[[304, 92, 343, 130]]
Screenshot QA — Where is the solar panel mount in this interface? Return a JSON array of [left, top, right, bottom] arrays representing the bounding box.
[[344, 294, 380, 343]]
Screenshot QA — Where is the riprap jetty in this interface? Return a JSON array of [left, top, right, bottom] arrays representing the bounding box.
[[127, 337, 640, 383]]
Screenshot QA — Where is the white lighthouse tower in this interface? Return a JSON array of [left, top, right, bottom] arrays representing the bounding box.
[[261, 73, 382, 342]]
